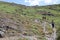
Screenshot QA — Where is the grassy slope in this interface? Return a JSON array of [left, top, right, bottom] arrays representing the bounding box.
[[0, 1, 60, 40]]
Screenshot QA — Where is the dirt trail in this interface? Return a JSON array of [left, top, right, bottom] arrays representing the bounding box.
[[0, 36, 20, 40], [45, 28, 56, 40], [20, 34, 38, 40], [0, 34, 38, 40], [42, 21, 57, 40]]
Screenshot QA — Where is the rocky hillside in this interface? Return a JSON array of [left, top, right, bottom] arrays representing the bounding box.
[[0, 1, 60, 40]]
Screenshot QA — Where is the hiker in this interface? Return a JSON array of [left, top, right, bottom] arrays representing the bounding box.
[[42, 16, 47, 32], [51, 20, 55, 28]]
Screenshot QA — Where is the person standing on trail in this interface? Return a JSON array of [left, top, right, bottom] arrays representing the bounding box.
[[42, 16, 47, 32], [51, 20, 55, 28]]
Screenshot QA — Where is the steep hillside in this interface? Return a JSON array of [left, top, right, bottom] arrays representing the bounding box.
[[0, 1, 60, 40]]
